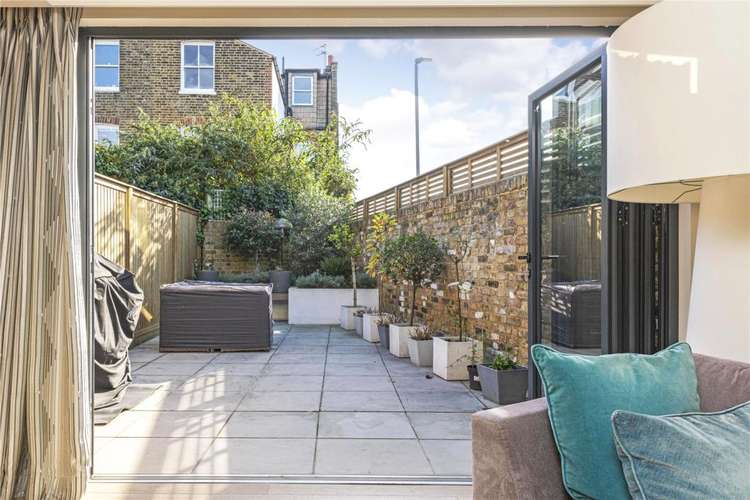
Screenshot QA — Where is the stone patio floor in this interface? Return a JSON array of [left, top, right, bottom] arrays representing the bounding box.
[[94, 323, 495, 478]]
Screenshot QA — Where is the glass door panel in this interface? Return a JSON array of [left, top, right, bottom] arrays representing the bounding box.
[[537, 63, 603, 356]]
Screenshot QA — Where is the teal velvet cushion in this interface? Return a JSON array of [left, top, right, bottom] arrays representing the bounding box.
[[612, 401, 750, 500], [531, 342, 700, 500]]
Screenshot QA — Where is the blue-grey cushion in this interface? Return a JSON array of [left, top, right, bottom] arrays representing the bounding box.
[[612, 401, 750, 500], [531, 342, 700, 500]]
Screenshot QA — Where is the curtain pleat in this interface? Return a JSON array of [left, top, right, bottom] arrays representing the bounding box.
[[0, 8, 89, 500]]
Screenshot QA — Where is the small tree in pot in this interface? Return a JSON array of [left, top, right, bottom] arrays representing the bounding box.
[[329, 221, 366, 330], [381, 231, 443, 357], [434, 235, 475, 381]]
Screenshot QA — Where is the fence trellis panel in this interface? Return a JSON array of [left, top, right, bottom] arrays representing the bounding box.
[[94, 173, 199, 341], [355, 131, 528, 223]]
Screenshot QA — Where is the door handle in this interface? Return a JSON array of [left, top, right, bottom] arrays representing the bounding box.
[[541, 255, 560, 260]]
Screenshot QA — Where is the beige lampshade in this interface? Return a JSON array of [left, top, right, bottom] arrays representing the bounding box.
[[606, 0, 749, 204]]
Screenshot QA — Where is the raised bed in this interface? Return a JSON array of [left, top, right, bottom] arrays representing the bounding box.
[[288, 287, 378, 325]]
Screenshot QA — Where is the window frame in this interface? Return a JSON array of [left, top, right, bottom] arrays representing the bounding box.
[[180, 40, 216, 95], [291, 74, 314, 106], [94, 40, 120, 92], [94, 123, 120, 146]]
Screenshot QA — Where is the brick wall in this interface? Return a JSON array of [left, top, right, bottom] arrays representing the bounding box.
[[203, 220, 256, 273], [95, 40, 275, 132], [379, 175, 529, 363]]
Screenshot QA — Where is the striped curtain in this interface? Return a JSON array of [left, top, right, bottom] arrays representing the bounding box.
[[0, 8, 90, 500]]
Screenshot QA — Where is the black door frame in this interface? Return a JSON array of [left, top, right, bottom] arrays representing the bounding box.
[[527, 46, 608, 397], [527, 45, 679, 397]]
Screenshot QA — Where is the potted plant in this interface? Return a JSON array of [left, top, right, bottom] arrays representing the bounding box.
[[362, 308, 381, 343], [354, 308, 368, 337], [365, 212, 397, 339], [376, 313, 395, 350], [381, 231, 444, 358], [408, 323, 435, 367], [478, 346, 528, 404], [433, 236, 474, 381], [197, 261, 219, 281], [330, 222, 366, 330], [269, 217, 293, 293]]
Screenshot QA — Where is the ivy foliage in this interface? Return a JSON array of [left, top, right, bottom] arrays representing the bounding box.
[[95, 95, 369, 216]]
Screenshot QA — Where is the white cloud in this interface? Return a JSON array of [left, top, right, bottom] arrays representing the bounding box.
[[356, 39, 411, 59], [343, 38, 605, 199], [342, 89, 521, 199]]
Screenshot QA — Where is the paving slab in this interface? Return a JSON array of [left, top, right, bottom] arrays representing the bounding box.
[[318, 412, 415, 439], [156, 352, 219, 363], [253, 375, 324, 392], [220, 411, 318, 438], [406, 412, 474, 440], [113, 410, 232, 438], [263, 363, 325, 376], [131, 390, 244, 412], [211, 352, 274, 364], [323, 375, 395, 392], [314, 439, 432, 476], [195, 364, 266, 377], [325, 353, 384, 365], [135, 362, 206, 377], [94, 437, 214, 474], [194, 438, 316, 475], [268, 353, 327, 364], [421, 440, 473, 476], [398, 391, 485, 412], [127, 350, 164, 363], [391, 376, 469, 392], [237, 391, 322, 412], [321, 391, 403, 412], [177, 375, 257, 394], [325, 363, 388, 376]]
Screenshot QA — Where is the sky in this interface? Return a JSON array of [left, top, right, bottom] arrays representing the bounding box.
[[248, 37, 606, 199]]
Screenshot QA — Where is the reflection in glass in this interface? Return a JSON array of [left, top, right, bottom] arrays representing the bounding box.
[[538, 64, 603, 355]]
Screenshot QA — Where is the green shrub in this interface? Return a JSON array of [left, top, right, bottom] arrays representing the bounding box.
[[217, 271, 270, 283], [224, 209, 281, 268], [282, 187, 350, 276], [294, 271, 346, 289], [354, 271, 377, 289], [320, 255, 350, 278]]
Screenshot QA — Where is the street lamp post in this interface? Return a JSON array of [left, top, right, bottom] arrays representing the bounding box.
[[414, 57, 432, 177]]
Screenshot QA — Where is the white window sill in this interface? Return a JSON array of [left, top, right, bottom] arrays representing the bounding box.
[[292, 102, 314, 107], [95, 87, 120, 93], [179, 89, 216, 95]]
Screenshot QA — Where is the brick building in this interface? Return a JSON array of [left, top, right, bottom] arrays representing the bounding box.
[[93, 39, 337, 144], [283, 54, 338, 131]]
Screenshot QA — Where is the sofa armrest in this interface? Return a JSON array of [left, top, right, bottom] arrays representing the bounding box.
[[472, 398, 567, 500]]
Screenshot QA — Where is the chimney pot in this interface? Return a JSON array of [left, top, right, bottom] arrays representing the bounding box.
[[327, 54, 334, 65]]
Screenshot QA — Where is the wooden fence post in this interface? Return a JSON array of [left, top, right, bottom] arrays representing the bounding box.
[[124, 186, 133, 270], [394, 187, 400, 213], [442, 165, 450, 196], [172, 203, 178, 282]]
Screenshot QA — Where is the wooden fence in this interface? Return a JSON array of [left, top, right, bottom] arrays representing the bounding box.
[[355, 131, 528, 221], [548, 203, 602, 283], [94, 174, 200, 341]]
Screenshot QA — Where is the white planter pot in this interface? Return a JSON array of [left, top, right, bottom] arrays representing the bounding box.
[[389, 324, 417, 358], [362, 313, 381, 343], [408, 338, 434, 367], [340, 305, 367, 330], [288, 288, 378, 325], [432, 336, 473, 381]]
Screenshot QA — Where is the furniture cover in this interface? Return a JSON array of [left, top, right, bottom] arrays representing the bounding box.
[[93, 254, 143, 412], [471, 354, 750, 500], [545, 280, 601, 349], [160, 281, 272, 352]]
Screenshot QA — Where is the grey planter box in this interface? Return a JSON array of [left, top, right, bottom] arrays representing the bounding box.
[[269, 270, 291, 293], [408, 338, 433, 367], [197, 270, 219, 281], [378, 325, 390, 351], [354, 315, 364, 336], [478, 364, 528, 405]]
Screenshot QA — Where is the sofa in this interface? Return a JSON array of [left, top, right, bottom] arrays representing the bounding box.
[[471, 353, 750, 499]]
